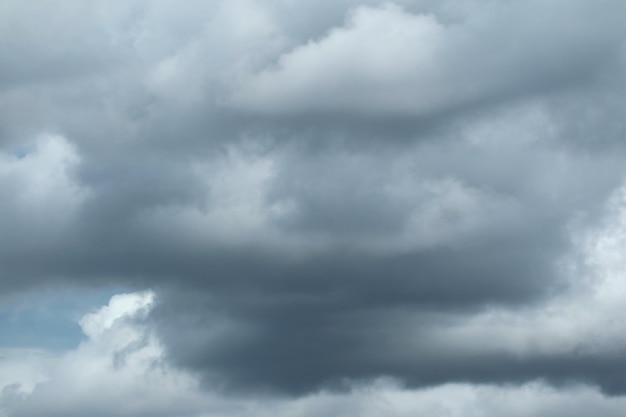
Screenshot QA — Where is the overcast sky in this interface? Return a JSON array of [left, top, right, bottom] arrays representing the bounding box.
[[2, 0, 626, 416]]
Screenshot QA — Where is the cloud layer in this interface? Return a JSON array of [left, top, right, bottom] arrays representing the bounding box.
[[4, 291, 626, 417], [2, 0, 626, 415]]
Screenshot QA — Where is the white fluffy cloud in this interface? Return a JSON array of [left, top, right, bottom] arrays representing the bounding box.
[[0, 291, 219, 417]]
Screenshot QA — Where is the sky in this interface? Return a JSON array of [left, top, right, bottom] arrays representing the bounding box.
[[2, 0, 626, 415]]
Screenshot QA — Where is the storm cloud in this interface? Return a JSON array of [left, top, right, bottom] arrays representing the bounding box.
[[3, 0, 626, 415]]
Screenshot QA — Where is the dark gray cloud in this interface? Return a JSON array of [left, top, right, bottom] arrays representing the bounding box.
[[2, 0, 626, 411]]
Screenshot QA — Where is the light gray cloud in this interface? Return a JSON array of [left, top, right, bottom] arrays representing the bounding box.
[[230, 1, 625, 116]]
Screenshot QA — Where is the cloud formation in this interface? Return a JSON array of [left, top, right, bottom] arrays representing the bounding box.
[[4, 291, 626, 417], [1, 292, 221, 417], [2, 0, 626, 414], [231, 1, 624, 115]]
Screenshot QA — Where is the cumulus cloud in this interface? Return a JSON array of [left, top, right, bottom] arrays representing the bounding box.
[[448, 182, 626, 360], [0, 291, 216, 417], [2, 0, 626, 414], [4, 292, 626, 417], [0, 134, 84, 222], [231, 1, 625, 115]]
